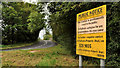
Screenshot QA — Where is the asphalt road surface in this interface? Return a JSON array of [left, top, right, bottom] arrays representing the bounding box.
[[0, 40, 57, 51]]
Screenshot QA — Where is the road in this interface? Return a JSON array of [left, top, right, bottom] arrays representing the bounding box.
[[0, 40, 57, 51]]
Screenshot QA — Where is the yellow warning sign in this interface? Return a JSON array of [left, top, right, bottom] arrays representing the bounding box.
[[76, 5, 106, 59]]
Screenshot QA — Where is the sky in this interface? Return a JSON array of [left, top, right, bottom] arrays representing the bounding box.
[[23, 0, 37, 3]]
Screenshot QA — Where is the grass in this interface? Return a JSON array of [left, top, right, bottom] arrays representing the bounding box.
[[1, 44, 98, 67], [0, 39, 41, 50]]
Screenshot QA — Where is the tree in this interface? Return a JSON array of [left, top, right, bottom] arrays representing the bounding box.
[[2, 2, 46, 44]]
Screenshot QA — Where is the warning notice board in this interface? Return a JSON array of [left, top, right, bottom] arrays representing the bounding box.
[[76, 5, 106, 59]]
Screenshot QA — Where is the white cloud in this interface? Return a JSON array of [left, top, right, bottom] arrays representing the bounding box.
[[23, 0, 37, 4]]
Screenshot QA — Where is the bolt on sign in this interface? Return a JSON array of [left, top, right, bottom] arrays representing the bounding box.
[[76, 5, 106, 59]]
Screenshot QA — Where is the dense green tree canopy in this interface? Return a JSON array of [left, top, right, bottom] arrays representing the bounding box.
[[2, 2, 46, 44]]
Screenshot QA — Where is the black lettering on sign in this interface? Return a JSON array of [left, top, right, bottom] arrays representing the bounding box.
[[101, 40, 104, 42], [78, 8, 103, 19], [79, 36, 85, 38], [79, 44, 84, 47], [79, 44, 91, 48], [99, 51, 103, 54], [91, 50, 98, 53], [86, 40, 93, 42], [97, 54, 104, 57], [95, 25, 99, 28], [94, 40, 100, 42], [87, 36, 94, 38], [84, 44, 91, 48], [95, 36, 103, 38], [99, 25, 103, 28]]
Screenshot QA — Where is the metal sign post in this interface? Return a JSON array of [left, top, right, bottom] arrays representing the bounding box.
[[79, 55, 82, 68], [100, 59, 105, 68]]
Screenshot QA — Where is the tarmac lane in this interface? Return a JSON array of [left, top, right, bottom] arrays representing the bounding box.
[[0, 40, 57, 51]]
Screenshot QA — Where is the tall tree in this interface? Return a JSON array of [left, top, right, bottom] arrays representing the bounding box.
[[2, 2, 46, 44]]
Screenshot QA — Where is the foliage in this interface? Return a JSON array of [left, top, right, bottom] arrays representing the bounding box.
[[0, 3, 2, 19], [2, 2, 46, 44], [48, 2, 120, 66], [43, 27, 52, 40], [2, 44, 80, 66], [43, 34, 52, 40], [27, 11, 46, 32]]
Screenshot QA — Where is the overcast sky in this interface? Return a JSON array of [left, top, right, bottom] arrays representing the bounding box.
[[23, 0, 37, 3]]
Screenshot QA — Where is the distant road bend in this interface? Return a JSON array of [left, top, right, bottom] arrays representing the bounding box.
[[0, 40, 57, 51]]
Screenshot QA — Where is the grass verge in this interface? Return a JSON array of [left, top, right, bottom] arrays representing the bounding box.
[[1, 44, 98, 66]]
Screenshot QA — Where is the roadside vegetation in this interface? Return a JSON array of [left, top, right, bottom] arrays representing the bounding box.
[[43, 34, 52, 40], [43, 28, 52, 40], [2, 44, 99, 66]]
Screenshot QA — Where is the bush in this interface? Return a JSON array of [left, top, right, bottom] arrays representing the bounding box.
[[43, 34, 52, 40]]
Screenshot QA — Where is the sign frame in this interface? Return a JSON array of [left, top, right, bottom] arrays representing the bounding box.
[[76, 5, 106, 59]]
